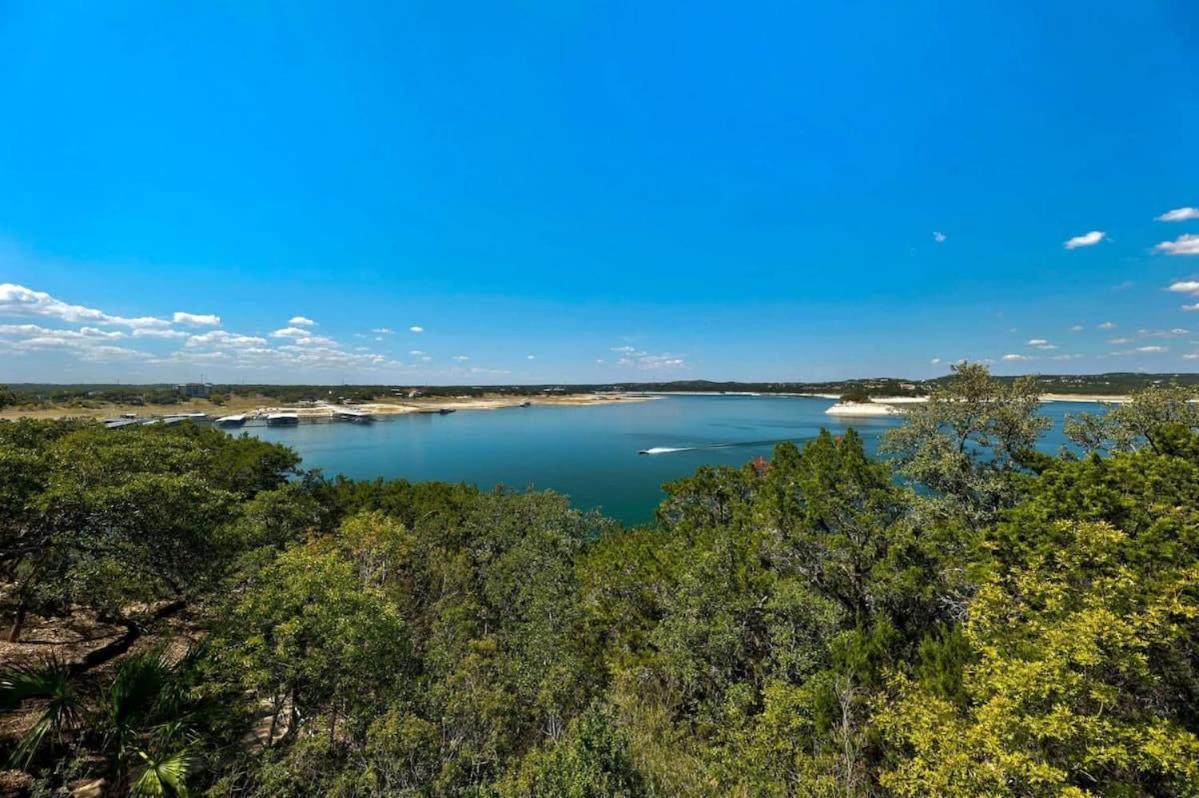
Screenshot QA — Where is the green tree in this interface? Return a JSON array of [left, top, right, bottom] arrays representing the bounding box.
[[880, 521, 1199, 796], [882, 361, 1049, 525], [1065, 384, 1199, 455]]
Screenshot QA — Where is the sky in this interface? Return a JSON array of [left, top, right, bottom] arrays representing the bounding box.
[[1, 1, 1198, 384]]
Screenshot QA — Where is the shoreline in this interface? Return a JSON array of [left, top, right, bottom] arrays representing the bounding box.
[[824, 392, 1130, 417], [0, 392, 658, 422], [0, 390, 1132, 423]]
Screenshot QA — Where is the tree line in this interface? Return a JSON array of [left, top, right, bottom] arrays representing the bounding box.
[[2, 363, 1198, 796]]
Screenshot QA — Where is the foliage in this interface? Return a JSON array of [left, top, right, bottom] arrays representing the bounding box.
[[882, 360, 1049, 525], [1064, 383, 1199, 454], [0, 421, 298, 640], [0, 657, 81, 769], [5, 373, 1199, 796], [879, 522, 1199, 796], [839, 386, 872, 404]]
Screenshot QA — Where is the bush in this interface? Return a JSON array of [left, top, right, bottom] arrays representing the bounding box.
[[839, 386, 872, 403]]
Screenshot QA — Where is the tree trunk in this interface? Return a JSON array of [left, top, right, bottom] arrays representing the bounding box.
[[67, 600, 186, 676], [7, 601, 27, 642]]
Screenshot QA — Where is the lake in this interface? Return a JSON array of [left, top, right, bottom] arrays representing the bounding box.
[[248, 395, 1098, 525]]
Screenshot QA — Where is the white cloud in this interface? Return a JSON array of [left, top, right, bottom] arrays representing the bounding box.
[[1184, 303, 1199, 312], [527, 354, 536, 360], [79, 327, 125, 339], [1001, 353, 1030, 361], [932, 231, 946, 243], [0, 283, 410, 378], [288, 316, 316, 327], [173, 311, 221, 326], [372, 327, 394, 335], [1064, 231, 1106, 249], [0, 323, 151, 361], [1137, 327, 1190, 339], [1108, 337, 1133, 345], [930, 357, 942, 365], [0, 283, 170, 329], [1156, 235, 1199, 256], [1098, 321, 1116, 330], [1158, 207, 1199, 222], [1136, 345, 1167, 353], [409, 350, 425, 356], [409, 325, 424, 333], [185, 330, 268, 349], [609, 344, 686, 370], [452, 355, 469, 362], [1169, 280, 1199, 295], [1069, 324, 1084, 332], [132, 328, 188, 339]]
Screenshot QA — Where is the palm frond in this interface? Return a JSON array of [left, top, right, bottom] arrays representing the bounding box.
[[0, 657, 81, 768], [104, 646, 172, 735], [129, 746, 200, 797]]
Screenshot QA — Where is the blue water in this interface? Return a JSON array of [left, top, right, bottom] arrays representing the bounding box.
[[248, 395, 1094, 526]]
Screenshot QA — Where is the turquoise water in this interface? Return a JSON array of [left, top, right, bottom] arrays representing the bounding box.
[[248, 395, 1094, 526]]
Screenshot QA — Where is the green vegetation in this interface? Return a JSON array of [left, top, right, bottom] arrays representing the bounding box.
[[3, 364, 1199, 796], [838, 386, 872, 403], [9, 372, 1196, 410]]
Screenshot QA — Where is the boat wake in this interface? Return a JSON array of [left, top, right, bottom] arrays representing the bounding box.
[[638, 439, 788, 455]]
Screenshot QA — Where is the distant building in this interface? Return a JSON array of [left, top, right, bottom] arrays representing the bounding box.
[[177, 382, 212, 398]]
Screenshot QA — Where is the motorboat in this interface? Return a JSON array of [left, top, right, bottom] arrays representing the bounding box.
[[266, 412, 300, 426]]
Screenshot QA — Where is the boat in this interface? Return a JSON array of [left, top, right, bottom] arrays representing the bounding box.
[[215, 414, 247, 427], [438, 408, 456, 415], [266, 412, 300, 426], [163, 412, 208, 425], [332, 407, 373, 423]]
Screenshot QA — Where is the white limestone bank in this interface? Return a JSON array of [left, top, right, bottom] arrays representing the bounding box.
[[824, 401, 903, 417]]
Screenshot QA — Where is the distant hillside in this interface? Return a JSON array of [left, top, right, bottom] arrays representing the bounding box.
[[8, 372, 1199, 406]]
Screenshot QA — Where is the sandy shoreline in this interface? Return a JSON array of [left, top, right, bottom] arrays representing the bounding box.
[[0, 392, 657, 422], [0, 390, 1132, 423], [824, 393, 1130, 417]]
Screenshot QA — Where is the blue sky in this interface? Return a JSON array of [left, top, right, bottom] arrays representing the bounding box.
[[1, 2, 1198, 384]]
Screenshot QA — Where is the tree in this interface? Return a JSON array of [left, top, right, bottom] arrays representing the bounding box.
[[838, 386, 872, 404], [1065, 384, 1199, 455], [0, 421, 297, 643], [0, 384, 17, 410], [881, 361, 1049, 525], [211, 536, 413, 747], [879, 521, 1199, 796]]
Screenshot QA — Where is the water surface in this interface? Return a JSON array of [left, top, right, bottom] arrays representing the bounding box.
[[248, 395, 1095, 525]]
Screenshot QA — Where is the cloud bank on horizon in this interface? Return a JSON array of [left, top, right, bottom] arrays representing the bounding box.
[[3, 190, 1199, 383]]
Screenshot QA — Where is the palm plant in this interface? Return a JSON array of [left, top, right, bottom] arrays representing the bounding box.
[[0, 656, 82, 768], [128, 746, 201, 797], [96, 644, 208, 796]]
